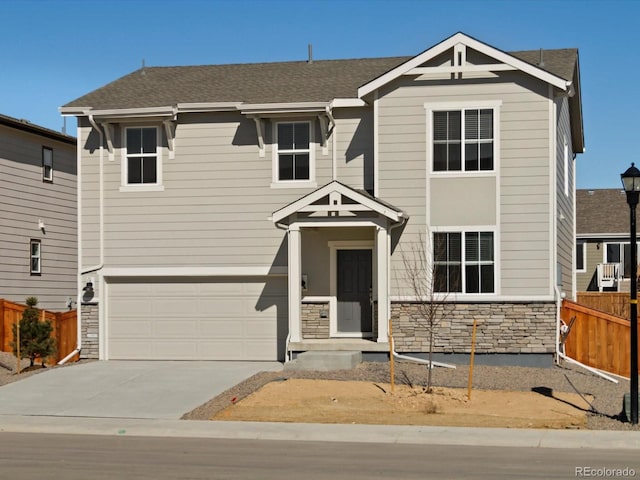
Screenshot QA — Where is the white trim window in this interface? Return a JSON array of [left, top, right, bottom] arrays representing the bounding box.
[[576, 241, 586, 273], [273, 121, 314, 185], [30, 239, 41, 275], [434, 231, 495, 293], [42, 147, 53, 182], [605, 242, 637, 279], [433, 109, 494, 172], [124, 127, 160, 186]]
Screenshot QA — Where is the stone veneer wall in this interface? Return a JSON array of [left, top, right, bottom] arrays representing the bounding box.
[[80, 303, 99, 359], [301, 302, 330, 339], [391, 302, 556, 354]]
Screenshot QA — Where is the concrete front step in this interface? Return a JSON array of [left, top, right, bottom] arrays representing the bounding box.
[[284, 350, 362, 371]]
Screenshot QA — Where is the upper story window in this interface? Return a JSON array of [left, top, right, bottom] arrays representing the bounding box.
[[42, 147, 53, 182], [434, 230, 495, 294], [273, 121, 315, 186], [433, 109, 494, 172], [30, 239, 41, 275], [125, 127, 159, 185]]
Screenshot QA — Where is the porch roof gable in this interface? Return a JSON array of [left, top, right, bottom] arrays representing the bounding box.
[[272, 181, 407, 224]]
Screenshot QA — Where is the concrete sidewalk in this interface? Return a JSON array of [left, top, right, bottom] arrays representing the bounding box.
[[1, 415, 639, 450], [0, 361, 281, 419]]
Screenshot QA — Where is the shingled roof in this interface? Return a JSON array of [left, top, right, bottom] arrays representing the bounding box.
[[63, 49, 578, 111], [0, 113, 75, 144], [577, 189, 629, 236]]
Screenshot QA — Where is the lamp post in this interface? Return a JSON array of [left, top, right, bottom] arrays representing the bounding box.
[[621, 162, 640, 424]]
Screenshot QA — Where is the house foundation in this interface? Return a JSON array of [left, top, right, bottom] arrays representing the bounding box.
[[390, 301, 556, 355]]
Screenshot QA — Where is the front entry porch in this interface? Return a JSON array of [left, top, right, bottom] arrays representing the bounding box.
[[272, 181, 407, 356]]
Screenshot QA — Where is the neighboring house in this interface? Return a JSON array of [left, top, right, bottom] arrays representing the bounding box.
[[60, 32, 584, 363], [576, 188, 631, 292], [0, 114, 77, 311]]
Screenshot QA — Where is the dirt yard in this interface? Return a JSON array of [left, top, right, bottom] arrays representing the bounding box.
[[212, 378, 591, 429]]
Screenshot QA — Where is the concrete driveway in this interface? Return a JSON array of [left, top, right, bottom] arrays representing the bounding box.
[[0, 361, 282, 419]]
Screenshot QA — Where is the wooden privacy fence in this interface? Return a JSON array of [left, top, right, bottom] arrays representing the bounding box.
[[0, 299, 78, 364], [576, 292, 629, 319], [561, 299, 638, 378]]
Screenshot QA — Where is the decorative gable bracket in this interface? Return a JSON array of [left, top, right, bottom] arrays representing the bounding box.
[[272, 180, 406, 225]]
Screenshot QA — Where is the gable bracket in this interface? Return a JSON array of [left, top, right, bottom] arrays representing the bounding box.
[[405, 64, 516, 76], [252, 117, 265, 158], [318, 115, 329, 155], [102, 122, 115, 161], [163, 119, 176, 159]]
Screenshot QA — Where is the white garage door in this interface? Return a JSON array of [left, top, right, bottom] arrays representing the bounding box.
[[107, 277, 287, 360]]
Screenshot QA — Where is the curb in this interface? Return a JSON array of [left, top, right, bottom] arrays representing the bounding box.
[[1, 415, 640, 450]]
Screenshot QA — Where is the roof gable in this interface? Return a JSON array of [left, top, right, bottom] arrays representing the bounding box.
[[358, 32, 571, 98], [272, 181, 406, 224]]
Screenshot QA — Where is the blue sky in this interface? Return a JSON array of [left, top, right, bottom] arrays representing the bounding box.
[[0, 0, 635, 188]]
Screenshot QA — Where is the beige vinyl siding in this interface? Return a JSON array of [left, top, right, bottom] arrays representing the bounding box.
[[430, 177, 496, 226], [0, 125, 76, 311], [376, 68, 551, 297], [555, 96, 575, 296], [79, 112, 332, 270], [334, 109, 374, 191]]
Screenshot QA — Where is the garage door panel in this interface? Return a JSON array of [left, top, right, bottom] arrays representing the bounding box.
[[110, 298, 152, 315], [109, 340, 151, 358], [152, 298, 197, 315], [154, 320, 198, 337], [110, 320, 152, 337], [199, 298, 249, 315], [107, 278, 286, 360], [199, 319, 245, 336]]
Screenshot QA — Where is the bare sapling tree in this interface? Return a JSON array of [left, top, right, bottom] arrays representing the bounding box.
[[400, 231, 456, 392]]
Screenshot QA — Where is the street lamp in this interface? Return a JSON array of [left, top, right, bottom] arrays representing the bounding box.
[[621, 162, 640, 424]]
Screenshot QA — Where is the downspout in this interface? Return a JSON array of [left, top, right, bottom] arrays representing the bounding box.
[[59, 114, 105, 364]]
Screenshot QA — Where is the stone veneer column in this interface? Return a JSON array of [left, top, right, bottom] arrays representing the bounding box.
[[80, 303, 99, 359]]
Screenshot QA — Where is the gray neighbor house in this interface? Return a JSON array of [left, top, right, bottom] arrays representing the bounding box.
[[60, 32, 584, 365], [576, 188, 632, 293], [0, 114, 77, 311]]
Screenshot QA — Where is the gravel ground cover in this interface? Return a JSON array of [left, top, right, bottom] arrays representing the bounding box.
[[1, 350, 637, 430], [182, 360, 640, 431]]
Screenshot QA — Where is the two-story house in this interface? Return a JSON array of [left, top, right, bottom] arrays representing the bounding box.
[[0, 114, 77, 311], [60, 32, 583, 364]]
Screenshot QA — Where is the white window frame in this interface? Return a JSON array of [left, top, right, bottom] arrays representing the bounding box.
[[30, 239, 41, 275], [271, 120, 316, 188], [120, 126, 164, 192], [576, 241, 586, 273], [425, 100, 501, 177], [42, 147, 53, 182], [603, 241, 639, 279], [431, 226, 498, 296]]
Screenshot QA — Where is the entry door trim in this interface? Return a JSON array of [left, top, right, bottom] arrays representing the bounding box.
[[329, 240, 375, 338]]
